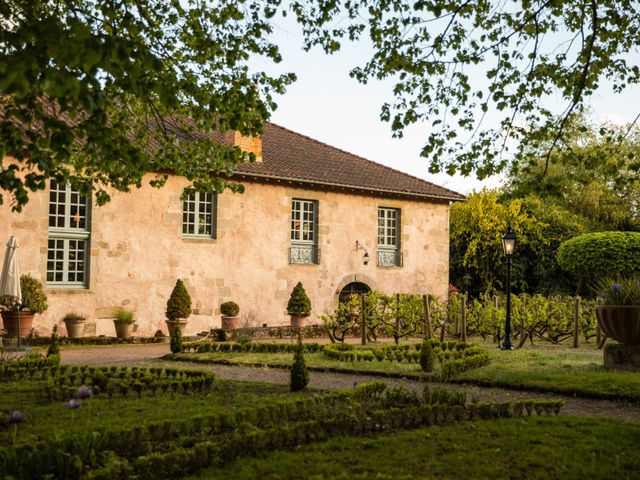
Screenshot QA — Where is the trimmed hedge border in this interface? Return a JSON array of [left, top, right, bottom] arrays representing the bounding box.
[[0, 381, 562, 479], [16, 336, 168, 347], [0, 354, 60, 381], [182, 341, 324, 354], [166, 353, 434, 380]]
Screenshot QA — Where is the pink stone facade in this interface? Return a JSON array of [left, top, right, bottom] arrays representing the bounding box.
[[0, 175, 451, 337]]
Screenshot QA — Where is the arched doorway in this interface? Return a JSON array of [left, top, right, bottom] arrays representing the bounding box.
[[338, 282, 371, 303]]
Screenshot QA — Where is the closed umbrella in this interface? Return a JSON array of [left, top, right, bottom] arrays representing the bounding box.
[[0, 236, 22, 347]]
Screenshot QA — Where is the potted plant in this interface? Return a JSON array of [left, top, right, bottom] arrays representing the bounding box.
[[166, 279, 191, 336], [220, 301, 239, 330], [287, 282, 311, 328], [0, 274, 48, 338], [113, 308, 136, 340], [62, 312, 87, 338], [595, 277, 640, 345]]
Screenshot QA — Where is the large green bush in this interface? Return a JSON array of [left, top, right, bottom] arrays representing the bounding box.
[[0, 274, 48, 313], [166, 279, 192, 321], [557, 232, 640, 280]]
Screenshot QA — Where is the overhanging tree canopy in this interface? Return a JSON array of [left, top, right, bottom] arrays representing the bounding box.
[[0, 0, 294, 210], [292, 0, 640, 179]]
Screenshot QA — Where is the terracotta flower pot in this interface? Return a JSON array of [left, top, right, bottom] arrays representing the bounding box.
[[166, 319, 188, 336], [595, 305, 640, 345], [1, 311, 35, 338], [289, 314, 307, 328], [114, 320, 134, 340], [221, 315, 238, 330], [64, 320, 86, 338]]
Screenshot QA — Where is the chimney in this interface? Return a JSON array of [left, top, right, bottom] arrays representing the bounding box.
[[225, 131, 262, 163]]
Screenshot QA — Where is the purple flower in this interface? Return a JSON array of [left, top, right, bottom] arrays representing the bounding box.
[[612, 283, 621, 293], [600, 293, 607, 299], [75, 385, 93, 400], [6, 411, 25, 424], [64, 399, 82, 410]]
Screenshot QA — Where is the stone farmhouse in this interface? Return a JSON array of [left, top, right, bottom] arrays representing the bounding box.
[[0, 122, 464, 336]]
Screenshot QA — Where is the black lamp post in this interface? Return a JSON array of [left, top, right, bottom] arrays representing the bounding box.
[[501, 225, 516, 350], [462, 273, 472, 294]]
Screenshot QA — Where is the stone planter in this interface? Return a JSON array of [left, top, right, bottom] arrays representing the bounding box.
[[64, 320, 86, 338], [289, 314, 308, 328], [165, 319, 188, 337], [113, 320, 134, 340], [221, 315, 238, 330], [1, 311, 35, 338], [595, 305, 640, 345], [604, 344, 640, 371]]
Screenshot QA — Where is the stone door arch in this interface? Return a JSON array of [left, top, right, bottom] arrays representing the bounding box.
[[338, 281, 371, 304]]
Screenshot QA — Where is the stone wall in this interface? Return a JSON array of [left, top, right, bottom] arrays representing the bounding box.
[[0, 174, 451, 336]]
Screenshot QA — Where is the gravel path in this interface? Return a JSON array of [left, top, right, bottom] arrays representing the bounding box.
[[61, 344, 640, 423]]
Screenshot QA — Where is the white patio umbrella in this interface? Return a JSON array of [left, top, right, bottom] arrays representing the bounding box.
[[0, 236, 22, 347]]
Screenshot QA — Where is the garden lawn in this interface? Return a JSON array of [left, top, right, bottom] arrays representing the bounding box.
[[457, 347, 640, 401], [191, 416, 640, 480], [0, 377, 307, 445], [170, 352, 423, 377]]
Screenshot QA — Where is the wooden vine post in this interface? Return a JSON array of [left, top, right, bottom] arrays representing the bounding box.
[[439, 298, 448, 342], [422, 294, 432, 338], [573, 296, 580, 348], [360, 293, 367, 346], [454, 294, 460, 336], [460, 295, 467, 342], [395, 293, 401, 345], [595, 297, 602, 346]]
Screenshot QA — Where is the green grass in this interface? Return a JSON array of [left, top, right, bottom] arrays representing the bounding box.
[[191, 416, 640, 480], [171, 351, 424, 377], [456, 347, 640, 401], [0, 377, 307, 445]]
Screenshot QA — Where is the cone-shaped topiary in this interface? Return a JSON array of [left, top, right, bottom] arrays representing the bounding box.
[[287, 282, 311, 316], [420, 338, 436, 373], [170, 325, 183, 354], [290, 334, 309, 391], [47, 325, 60, 357], [166, 279, 192, 321]]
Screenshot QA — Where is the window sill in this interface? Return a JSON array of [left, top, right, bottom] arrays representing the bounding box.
[[46, 287, 93, 295], [181, 236, 217, 244]]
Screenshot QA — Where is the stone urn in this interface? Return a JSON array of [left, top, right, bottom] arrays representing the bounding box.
[[64, 319, 86, 338], [289, 314, 308, 328], [114, 320, 134, 340], [166, 319, 188, 337], [221, 315, 238, 330], [595, 305, 640, 344], [1, 311, 35, 338]]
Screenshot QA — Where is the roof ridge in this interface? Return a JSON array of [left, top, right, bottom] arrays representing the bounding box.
[[265, 121, 464, 199]]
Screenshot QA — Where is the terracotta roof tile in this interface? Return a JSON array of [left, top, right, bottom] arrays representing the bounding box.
[[233, 123, 465, 202]]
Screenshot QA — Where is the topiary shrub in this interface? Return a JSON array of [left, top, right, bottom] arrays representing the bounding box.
[[47, 325, 60, 357], [290, 335, 309, 392], [419, 338, 436, 373], [557, 232, 640, 282], [170, 326, 183, 354], [220, 301, 239, 317], [287, 282, 311, 316], [166, 279, 192, 321]]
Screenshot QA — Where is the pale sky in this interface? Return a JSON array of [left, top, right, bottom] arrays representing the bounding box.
[[253, 17, 640, 196]]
